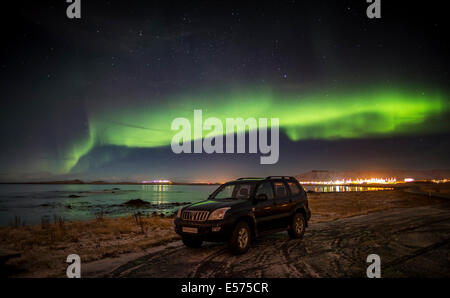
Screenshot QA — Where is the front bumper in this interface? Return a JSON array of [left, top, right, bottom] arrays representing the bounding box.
[[174, 217, 235, 241]]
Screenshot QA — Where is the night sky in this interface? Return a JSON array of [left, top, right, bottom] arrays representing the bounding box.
[[0, 0, 449, 182]]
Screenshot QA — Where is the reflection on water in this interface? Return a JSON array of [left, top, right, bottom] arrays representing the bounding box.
[[141, 184, 169, 192], [0, 184, 217, 226], [304, 186, 393, 192], [142, 184, 170, 205]]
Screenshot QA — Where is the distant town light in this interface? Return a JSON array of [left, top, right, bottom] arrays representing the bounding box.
[[299, 177, 397, 185], [404, 178, 414, 182], [141, 179, 172, 184]]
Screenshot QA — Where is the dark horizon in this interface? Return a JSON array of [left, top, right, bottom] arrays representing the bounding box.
[[2, 167, 450, 184]]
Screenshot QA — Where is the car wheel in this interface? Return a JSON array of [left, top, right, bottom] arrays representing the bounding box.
[[182, 236, 203, 248], [229, 221, 251, 255], [288, 212, 306, 239]]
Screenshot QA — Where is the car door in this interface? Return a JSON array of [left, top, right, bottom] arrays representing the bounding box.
[[273, 180, 290, 227], [252, 181, 277, 231], [284, 180, 302, 211]]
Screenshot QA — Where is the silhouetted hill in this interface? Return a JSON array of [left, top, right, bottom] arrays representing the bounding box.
[[38, 179, 85, 184]]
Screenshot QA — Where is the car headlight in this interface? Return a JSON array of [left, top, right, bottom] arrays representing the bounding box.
[[176, 208, 182, 218], [208, 207, 230, 220]]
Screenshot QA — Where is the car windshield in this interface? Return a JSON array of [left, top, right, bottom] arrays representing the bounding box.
[[211, 183, 256, 200]]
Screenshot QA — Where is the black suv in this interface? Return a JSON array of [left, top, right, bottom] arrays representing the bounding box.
[[174, 176, 311, 254]]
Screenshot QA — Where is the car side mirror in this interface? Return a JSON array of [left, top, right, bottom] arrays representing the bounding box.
[[255, 194, 268, 201]]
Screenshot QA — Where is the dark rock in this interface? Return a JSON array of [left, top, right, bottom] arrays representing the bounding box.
[[123, 199, 151, 207], [68, 194, 84, 198]]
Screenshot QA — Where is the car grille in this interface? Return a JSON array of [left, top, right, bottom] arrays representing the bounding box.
[[181, 210, 209, 221]]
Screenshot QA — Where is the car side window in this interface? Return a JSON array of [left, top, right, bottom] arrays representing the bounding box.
[[273, 182, 287, 198], [235, 184, 252, 199], [214, 184, 234, 199], [255, 182, 274, 199], [287, 182, 300, 195], [214, 183, 255, 199]]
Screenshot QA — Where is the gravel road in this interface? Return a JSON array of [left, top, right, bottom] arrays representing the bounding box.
[[102, 203, 450, 278]]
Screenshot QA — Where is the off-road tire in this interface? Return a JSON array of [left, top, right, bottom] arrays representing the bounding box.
[[229, 221, 251, 255], [288, 212, 306, 239]]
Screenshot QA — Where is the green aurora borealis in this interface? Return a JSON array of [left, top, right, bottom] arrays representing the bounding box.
[[62, 85, 448, 174]]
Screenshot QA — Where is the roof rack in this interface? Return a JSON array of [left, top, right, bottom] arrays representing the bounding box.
[[265, 176, 296, 180], [236, 176, 297, 181]]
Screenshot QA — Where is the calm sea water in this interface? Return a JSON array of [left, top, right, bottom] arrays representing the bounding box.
[[0, 184, 391, 226]]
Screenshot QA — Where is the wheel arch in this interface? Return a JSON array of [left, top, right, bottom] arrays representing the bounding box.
[[293, 206, 308, 227], [233, 214, 257, 238]]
